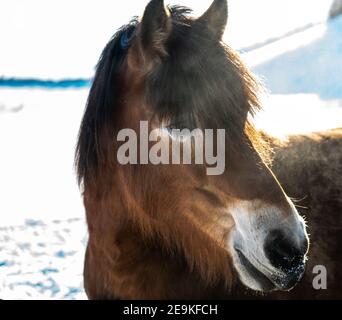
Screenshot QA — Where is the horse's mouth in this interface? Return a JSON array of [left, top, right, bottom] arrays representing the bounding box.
[[234, 247, 305, 293], [234, 248, 276, 292]]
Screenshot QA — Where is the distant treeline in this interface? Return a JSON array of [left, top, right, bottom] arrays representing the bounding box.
[[330, 0, 342, 19], [0, 78, 91, 89]]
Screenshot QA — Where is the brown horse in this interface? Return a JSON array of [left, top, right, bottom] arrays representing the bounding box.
[[76, 0, 311, 299], [269, 129, 342, 299]]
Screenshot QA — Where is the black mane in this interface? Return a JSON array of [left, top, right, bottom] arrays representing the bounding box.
[[75, 18, 138, 185]]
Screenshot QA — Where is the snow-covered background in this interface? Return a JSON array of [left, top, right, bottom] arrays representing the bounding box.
[[0, 0, 341, 300], [0, 0, 335, 79]]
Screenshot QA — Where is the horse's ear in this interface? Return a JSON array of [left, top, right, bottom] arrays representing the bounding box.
[[134, 0, 171, 71], [197, 0, 228, 39]]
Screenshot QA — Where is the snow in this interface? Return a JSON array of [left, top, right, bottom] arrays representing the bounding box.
[[248, 15, 342, 100], [0, 0, 334, 79], [0, 89, 87, 226], [253, 94, 342, 139], [245, 14, 342, 138], [0, 89, 88, 299], [0, 219, 87, 300]]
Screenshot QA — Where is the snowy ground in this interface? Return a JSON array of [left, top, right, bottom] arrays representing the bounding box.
[[1, 1, 342, 300], [0, 219, 87, 300], [0, 89, 88, 299], [0, 89, 87, 226], [254, 94, 342, 139]]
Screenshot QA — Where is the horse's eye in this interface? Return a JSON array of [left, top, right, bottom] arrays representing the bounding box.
[[165, 122, 199, 140], [166, 123, 188, 132], [164, 114, 198, 138], [120, 29, 134, 48], [167, 123, 188, 131]]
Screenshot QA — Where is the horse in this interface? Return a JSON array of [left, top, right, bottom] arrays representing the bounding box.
[[268, 129, 342, 299], [76, 0, 310, 299]]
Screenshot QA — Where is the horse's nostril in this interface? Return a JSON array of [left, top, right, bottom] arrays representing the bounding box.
[[264, 229, 306, 272]]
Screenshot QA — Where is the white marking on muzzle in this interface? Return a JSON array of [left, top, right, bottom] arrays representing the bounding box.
[[228, 198, 307, 291]]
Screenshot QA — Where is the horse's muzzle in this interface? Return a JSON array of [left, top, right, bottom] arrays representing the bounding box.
[[229, 200, 309, 293], [263, 228, 308, 290]]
